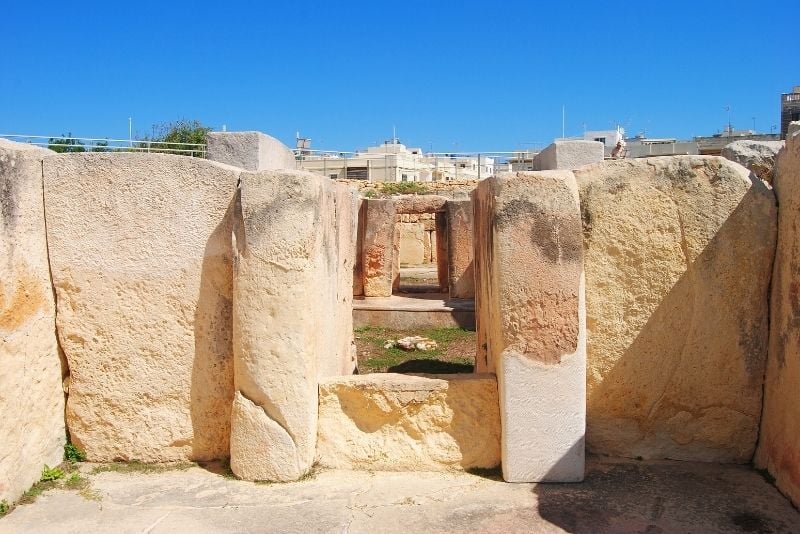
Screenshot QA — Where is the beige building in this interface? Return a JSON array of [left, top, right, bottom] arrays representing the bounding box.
[[298, 139, 495, 182]]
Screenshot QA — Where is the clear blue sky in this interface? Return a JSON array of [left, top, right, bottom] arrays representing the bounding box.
[[1, 1, 795, 151]]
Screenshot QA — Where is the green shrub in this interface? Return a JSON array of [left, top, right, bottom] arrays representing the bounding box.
[[380, 181, 429, 195], [0, 500, 8, 516], [64, 442, 86, 463], [40, 465, 64, 482]]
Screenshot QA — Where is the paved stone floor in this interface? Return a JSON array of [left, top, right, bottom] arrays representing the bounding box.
[[1, 457, 798, 533]]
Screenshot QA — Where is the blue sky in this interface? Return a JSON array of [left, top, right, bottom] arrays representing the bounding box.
[[1, 1, 795, 152]]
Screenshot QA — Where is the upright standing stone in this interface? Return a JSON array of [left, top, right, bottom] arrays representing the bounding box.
[[472, 172, 586, 482], [43, 153, 239, 462], [230, 170, 352, 482], [756, 125, 800, 506], [353, 199, 366, 296], [446, 200, 475, 299], [206, 131, 296, 171], [0, 141, 64, 503], [361, 199, 396, 297], [333, 185, 359, 375], [435, 212, 449, 292], [575, 156, 776, 463]]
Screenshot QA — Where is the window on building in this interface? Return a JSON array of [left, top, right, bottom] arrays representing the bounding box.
[[594, 137, 607, 144], [401, 174, 408, 182], [329, 173, 338, 180]]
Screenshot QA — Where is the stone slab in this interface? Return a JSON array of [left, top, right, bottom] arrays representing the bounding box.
[[43, 153, 240, 463], [533, 140, 604, 171], [393, 194, 448, 214], [472, 171, 586, 483], [361, 199, 396, 297], [317, 373, 500, 471], [206, 131, 296, 171], [721, 139, 784, 184], [0, 142, 64, 503], [446, 200, 475, 299], [398, 222, 425, 265], [756, 126, 800, 506], [575, 156, 776, 463]]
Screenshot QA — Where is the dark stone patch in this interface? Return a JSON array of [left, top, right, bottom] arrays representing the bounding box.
[[496, 198, 581, 264]]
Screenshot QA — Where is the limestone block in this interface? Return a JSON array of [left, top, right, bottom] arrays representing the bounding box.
[[422, 228, 432, 262], [721, 140, 784, 184], [392, 224, 400, 293], [43, 153, 239, 462], [317, 374, 500, 471], [435, 213, 449, 291], [393, 194, 448, 214], [231, 170, 351, 481], [430, 230, 437, 262], [533, 140, 604, 171], [333, 185, 359, 375], [446, 200, 475, 299], [362, 199, 396, 297], [472, 172, 586, 483], [756, 128, 800, 506], [353, 199, 366, 296], [575, 156, 776, 463], [206, 131, 296, 171], [0, 142, 64, 503], [399, 222, 425, 265]]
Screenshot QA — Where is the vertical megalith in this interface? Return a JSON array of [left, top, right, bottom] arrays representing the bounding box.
[[0, 140, 64, 503], [230, 170, 353, 481], [361, 199, 396, 297], [435, 212, 449, 292], [446, 200, 475, 299], [472, 171, 586, 482]]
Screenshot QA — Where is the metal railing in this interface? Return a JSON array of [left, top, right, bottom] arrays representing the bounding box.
[[0, 134, 207, 158]]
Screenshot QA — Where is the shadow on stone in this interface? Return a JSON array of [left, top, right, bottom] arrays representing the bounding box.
[[388, 359, 474, 374]]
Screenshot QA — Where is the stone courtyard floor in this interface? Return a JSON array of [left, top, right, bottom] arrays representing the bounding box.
[[1, 456, 798, 533]]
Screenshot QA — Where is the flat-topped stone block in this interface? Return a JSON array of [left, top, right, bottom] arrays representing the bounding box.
[[473, 171, 586, 483], [207, 131, 296, 171], [361, 199, 396, 297]]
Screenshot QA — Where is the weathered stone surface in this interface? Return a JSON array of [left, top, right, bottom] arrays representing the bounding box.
[[393, 194, 448, 214], [446, 200, 475, 299], [231, 170, 352, 482], [533, 140, 604, 171], [0, 142, 64, 503], [575, 156, 776, 463], [206, 131, 296, 171], [721, 140, 784, 184], [353, 199, 366, 296], [43, 153, 239, 462], [756, 127, 800, 506], [435, 213, 449, 292], [317, 374, 500, 471], [472, 171, 586, 482], [362, 199, 396, 297], [398, 222, 425, 265], [334, 185, 359, 375]]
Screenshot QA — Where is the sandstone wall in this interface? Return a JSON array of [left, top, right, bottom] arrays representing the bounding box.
[[575, 156, 776, 463], [230, 171, 356, 482], [721, 140, 784, 184], [756, 126, 800, 505], [43, 153, 240, 462], [473, 172, 586, 482], [317, 374, 500, 471], [0, 141, 65, 503]]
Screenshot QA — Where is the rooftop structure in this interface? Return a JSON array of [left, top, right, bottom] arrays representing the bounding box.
[[781, 86, 800, 140]]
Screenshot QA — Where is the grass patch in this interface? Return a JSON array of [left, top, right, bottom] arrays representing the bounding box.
[[64, 442, 86, 464], [0, 500, 8, 517], [91, 461, 195, 475], [354, 326, 475, 373], [361, 181, 429, 198]]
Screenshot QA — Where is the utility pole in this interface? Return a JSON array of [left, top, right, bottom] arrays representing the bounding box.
[[128, 117, 132, 147]]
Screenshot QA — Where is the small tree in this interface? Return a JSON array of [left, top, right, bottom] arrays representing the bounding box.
[[138, 119, 210, 156], [48, 134, 85, 153]]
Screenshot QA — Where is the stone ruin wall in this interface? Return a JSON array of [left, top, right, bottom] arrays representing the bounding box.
[[3, 129, 800, 506]]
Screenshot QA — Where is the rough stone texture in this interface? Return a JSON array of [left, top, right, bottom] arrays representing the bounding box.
[[231, 171, 353, 482], [317, 374, 500, 471], [721, 139, 784, 184], [353, 198, 366, 296], [393, 194, 448, 214], [43, 153, 239, 462], [533, 140, 604, 171], [5, 459, 799, 533], [0, 142, 65, 503], [756, 126, 800, 506], [472, 171, 586, 483], [206, 131, 296, 172], [333, 185, 359, 375], [575, 156, 777, 463], [398, 222, 426, 265], [446, 200, 475, 299], [435, 212, 449, 291], [361, 199, 396, 297]]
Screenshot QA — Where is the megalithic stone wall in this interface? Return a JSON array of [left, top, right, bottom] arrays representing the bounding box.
[[472, 171, 586, 483], [0, 140, 65, 504], [361, 199, 396, 297], [43, 153, 239, 462], [230, 171, 356, 482], [575, 156, 776, 463], [446, 200, 475, 299], [756, 124, 800, 506]]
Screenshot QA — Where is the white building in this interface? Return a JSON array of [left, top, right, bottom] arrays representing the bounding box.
[[298, 139, 495, 182]]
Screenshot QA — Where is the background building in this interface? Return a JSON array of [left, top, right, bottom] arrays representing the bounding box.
[[781, 86, 800, 140]]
